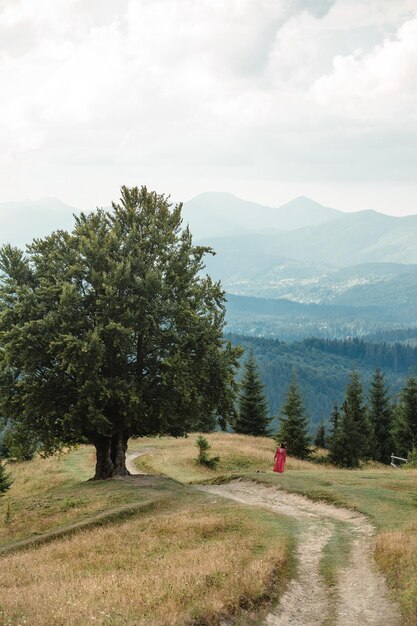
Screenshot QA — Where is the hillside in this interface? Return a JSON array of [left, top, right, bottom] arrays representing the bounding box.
[[194, 203, 417, 322], [135, 435, 416, 625], [225, 292, 408, 340], [1, 436, 415, 624], [229, 334, 417, 428], [0, 442, 293, 625]]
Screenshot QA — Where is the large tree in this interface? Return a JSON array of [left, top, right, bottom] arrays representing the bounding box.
[[234, 353, 270, 436], [0, 186, 241, 479], [277, 375, 311, 459], [368, 367, 393, 464]]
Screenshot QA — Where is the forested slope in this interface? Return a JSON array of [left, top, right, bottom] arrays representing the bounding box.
[[229, 334, 417, 430]]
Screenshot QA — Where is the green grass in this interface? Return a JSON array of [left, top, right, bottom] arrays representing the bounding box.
[[319, 521, 353, 626], [245, 468, 417, 531], [0, 446, 185, 550], [320, 521, 352, 588], [131, 434, 417, 624]]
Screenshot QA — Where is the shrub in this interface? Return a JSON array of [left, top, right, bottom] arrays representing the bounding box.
[[196, 436, 220, 470]]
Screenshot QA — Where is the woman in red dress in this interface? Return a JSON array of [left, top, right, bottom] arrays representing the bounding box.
[[273, 442, 286, 473]]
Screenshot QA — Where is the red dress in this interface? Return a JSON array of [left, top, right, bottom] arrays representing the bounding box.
[[273, 447, 286, 473]]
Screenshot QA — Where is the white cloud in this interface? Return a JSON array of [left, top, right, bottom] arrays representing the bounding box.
[[312, 14, 417, 118], [0, 0, 416, 209]]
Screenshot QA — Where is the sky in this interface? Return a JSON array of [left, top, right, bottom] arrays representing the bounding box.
[[1, 0, 417, 215]]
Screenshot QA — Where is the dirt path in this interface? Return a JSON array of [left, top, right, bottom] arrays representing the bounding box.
[[125, 450, 150, 474], [199, 480, 401, 626]]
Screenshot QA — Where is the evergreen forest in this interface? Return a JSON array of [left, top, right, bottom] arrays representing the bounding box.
[[229, 334, 417, 429]]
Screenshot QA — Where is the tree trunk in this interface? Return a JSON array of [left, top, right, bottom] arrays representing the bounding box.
[[93, 436, 114, 480], [110, 430, 130, 477]]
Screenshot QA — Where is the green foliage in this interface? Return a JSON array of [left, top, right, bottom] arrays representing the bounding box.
[[406, 447, 417, 468], [0, 425, 8, 459], [0, 460, 11, 495], [194, 412, 218, 433], [329, 371, 370, 468], [314, 420, 327, 448], [0, 186, 241, 478], [195, 436, 220, 469], [328, 403, 340, 441], [2, 422, 37, 461], [277, 374, 311, 459], [228, 334, 417, 429], [368, 367, 393, 464], [394, 376, 417, 457], [235, 354, 271, 436]]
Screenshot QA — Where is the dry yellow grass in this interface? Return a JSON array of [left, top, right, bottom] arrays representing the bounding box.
[[0, 498, 291, 626], [131, 433, 322, 483], [2, 446, 92, 500], [131, 434, 417, 624], [375, 526, 417, 625], [0, 447, 172, 547]]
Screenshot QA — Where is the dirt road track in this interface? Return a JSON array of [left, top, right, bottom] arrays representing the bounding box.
[[126, 453, 401, 625], [199, 480, 402, 626]]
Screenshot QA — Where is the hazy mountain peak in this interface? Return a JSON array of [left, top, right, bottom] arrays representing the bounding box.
[[0, 197, 81, 247], [183, 192, 342, 239], [279, 195, 334, 210]]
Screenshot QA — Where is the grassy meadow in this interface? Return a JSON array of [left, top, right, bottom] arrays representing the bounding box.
[[1, 432, 416, 624], [0, 447, 177, 549], [0, 441, 294, 626], [131, 433, 417, 624], [131, 432, 318, 483]]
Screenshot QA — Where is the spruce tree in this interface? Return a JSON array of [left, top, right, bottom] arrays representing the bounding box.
[[369, 367, 393, 464], [329, 371, 367, 468], [328, 403, 340, 447], [0, 461, 11, 495], [394, 376, 417, 456], [235, 354, 270, 436], [314, 420, 326, 448], [277, 375, 311, 459]]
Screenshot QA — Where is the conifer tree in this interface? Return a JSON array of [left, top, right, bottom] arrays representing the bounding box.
[[329, 371, 368, 468], [394, 375, 417, 456], [235, 354, 270, 436], [328, 403, 340, 447], [277, 375, 311, 459], [368, 367, 393, 464], [0, 461, 11, 495], [314, 420, 327, 448]]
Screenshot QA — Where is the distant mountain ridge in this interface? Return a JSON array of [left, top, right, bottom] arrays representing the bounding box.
[[2, 192, 417, 340], [182, 192, 340, 239], [0, 198, 81, 248]]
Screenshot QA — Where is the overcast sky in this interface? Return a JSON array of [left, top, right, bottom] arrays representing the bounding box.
[[1, 0, 417, 215]]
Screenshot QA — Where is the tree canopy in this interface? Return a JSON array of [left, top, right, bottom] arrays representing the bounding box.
[[329, 370, 369, 468], [394, 375, 417, 457], [0, 186, 241, 479], [0, 460, 11, 495], [368, 367, 393, 464], [234, 353, 270, 436], [277, 374, 311, 459]]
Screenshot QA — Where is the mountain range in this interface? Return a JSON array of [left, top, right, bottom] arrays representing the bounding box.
[[181, 193, 340, 237], [1, 192, 417, 339]]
